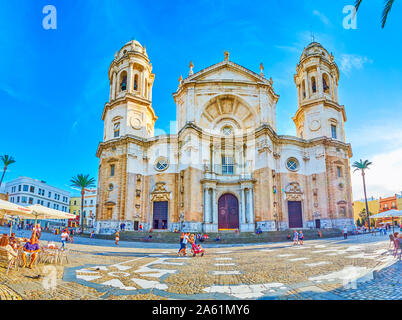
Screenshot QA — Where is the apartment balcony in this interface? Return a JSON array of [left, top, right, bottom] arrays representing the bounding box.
[[202, 164, 254, 183]]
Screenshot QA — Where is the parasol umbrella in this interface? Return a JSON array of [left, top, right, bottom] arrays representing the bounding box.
[[372, 209, 402, 233], [0, 199, 36, 235], [26, 204, 76, 225]]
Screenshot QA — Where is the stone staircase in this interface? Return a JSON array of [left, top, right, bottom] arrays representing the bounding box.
[[91, 228, 342, 244]]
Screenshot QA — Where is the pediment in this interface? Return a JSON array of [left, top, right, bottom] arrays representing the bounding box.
[[186, 61, 268, 84]]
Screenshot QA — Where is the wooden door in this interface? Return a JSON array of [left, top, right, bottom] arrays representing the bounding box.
[[153, 201, 168, 229], [218, 194, 239, 230], [288, 201, 303, 228]]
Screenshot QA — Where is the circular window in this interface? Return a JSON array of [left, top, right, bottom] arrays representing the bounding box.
[[286, 158, 299, 171], [155, 157, 169, 171], [108, 183, 114, 191], [222, 126, 233, 136]]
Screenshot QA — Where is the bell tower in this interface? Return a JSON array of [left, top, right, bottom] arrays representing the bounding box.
[[102, 40, 157, 141], [293, 42, 346, 142]]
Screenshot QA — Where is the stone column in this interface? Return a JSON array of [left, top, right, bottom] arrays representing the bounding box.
[[212, 189, 218, 224], [297, 85, 300, 104], [335, 83, 339, 103], [317, 66, 323, 95], [240, 187, 246, 224], [114, 73, 118, 99], [249, 188, 255, 224], [141, 72, 146, 97], [246, 188, 255, 224], [127, 64, 132, 93], [205, 188, 211, 223], [210, 144, 214, 173], [109, 78, 113, 101], [111, 72, 116, 100], [330, 76, 335, 100], [203, 186, 207, 224], [304, 72, 309, 99]]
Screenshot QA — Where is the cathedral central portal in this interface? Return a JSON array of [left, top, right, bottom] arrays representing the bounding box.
[[218, 194, 239, 230]]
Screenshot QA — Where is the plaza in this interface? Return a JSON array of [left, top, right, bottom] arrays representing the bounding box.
[[0, 226, 399, 300]]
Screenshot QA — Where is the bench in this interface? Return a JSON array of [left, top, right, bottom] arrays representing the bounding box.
[[0, 247, 18, 275]]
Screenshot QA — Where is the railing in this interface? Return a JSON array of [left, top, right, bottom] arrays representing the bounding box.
[[203, 164, 253, 181]]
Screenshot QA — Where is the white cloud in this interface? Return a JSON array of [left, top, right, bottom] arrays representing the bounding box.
[[348, 125, 402, 150], [351, 148, 402, 200], [313, 10, 330, 25], [340, 54, 373, 76]]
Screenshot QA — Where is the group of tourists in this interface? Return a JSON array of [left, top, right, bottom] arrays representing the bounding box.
[[288, 230, 304, 245], [177, 232, 205, 257], [0, 232, 40, 269]]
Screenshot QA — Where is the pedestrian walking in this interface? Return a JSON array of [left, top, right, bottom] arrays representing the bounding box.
[[343, 226, 348, 239], [90, 230, 95, 238], [61, 230, 69, 250], [298, 230, 304, 245], [177, 232, 185, 255], [292, 230, 299, 245], [115, 231, 120, 245], [178, 232, 189, 256]]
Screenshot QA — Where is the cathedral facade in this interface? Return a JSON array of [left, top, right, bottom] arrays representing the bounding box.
[[95, 40, 354, 234]]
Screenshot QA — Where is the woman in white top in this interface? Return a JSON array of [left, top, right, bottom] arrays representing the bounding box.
[[61, 231, 68, 249]]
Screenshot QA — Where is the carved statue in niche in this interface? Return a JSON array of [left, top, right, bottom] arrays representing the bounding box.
[[285, 182, 303, 201], [257, 137, 272, 153], [285, 182, 302, 193], [151, 182, 170, 202]]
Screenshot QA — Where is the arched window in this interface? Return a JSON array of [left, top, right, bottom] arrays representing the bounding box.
[[134, 74, 138, 91], [322, 74, 330, 93], [113, 122, 120, 138], [311, 77, 317, 93], [120, 71, 127, 91]]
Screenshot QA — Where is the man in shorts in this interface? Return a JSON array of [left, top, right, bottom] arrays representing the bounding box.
[[22, 236, 40, 268]]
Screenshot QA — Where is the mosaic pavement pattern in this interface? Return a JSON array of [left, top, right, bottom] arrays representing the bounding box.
[[0, 236, 400, 300]]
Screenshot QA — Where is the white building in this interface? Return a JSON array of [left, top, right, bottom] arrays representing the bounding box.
[[83, 190, 97, 228], [5, 176, 71, 227]]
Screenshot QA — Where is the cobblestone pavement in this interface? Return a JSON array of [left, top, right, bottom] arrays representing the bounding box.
[[0, 232, 400, 300]]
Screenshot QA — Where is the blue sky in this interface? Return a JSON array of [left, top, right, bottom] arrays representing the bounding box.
[[0, 0, 401, 199]]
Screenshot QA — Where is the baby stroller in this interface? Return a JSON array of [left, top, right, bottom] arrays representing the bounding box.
[[191, 243, 205, 257]]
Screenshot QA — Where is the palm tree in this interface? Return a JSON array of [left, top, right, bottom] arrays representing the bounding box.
[[0, 155, 16, 189], [352, 159, 373, 231], [355, 0, 396, 28], [70, 174, 96, 232]]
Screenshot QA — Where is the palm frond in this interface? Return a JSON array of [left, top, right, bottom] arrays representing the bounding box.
[[381, 0, 395, 28], [355, 0, 363, 12], [70, 174, 96, 189], [1, 155, 16, 167], [352, 159, 372, 172]]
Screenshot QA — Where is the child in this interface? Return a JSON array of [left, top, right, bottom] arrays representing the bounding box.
[[115, 231, 120, 245], [298, 230, 304, 245], [197, 244, 205, 256]]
